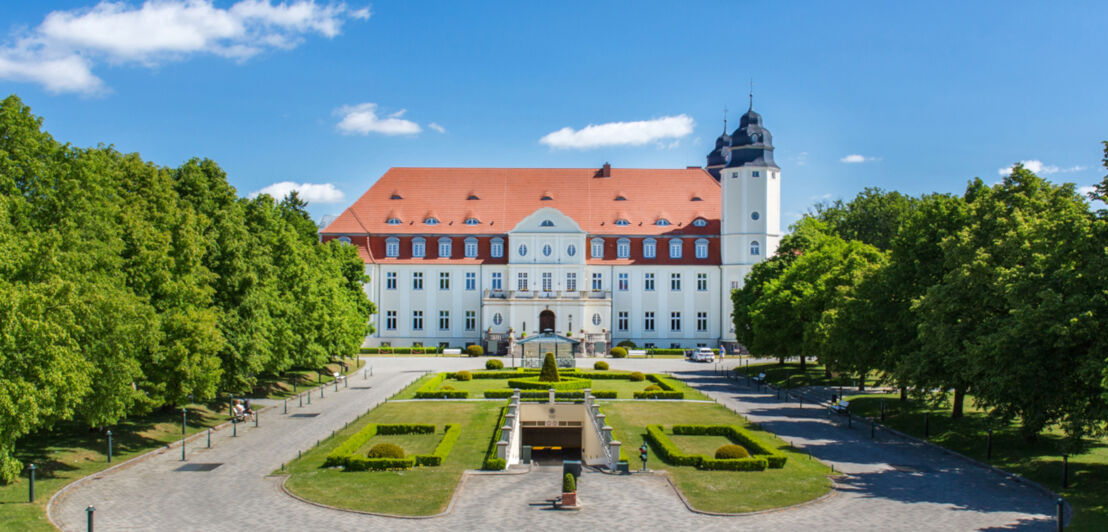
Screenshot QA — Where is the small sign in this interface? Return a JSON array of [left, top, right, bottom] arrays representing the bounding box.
[[544, 419, 559, 427]]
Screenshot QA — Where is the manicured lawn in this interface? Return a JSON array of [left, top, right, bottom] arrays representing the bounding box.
[[845, 393, 1107, 532], [355, 433, 440, 457], [670, 434, 735, 457], [395, 368, 711, 400], [254, 356, 364, 399], [0, 403, 228, 532], [600, 401, 833, 513], [282, 401, 500, 516], [733, 361, 880, 389]]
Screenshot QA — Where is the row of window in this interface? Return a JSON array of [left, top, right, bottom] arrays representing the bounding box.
[[387, 217, 711, 227], [385, 310, 478, 331], [382, 237, 758, 259], [384, 271, 714, 292], [620, 311, 710, 332], [385, 309, 711, 333]]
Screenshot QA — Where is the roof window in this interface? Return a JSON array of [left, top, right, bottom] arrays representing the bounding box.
[[467, 194, 480, 200], [386, 218, 402, 225], [390, 193, 403, 200], [614, 219, 630, 226], [464, 218, 480, 225], [424, 217, 440, 225], [692, 218, 707, 227], [540, 220, 555, 227], [655, 218, 671, 226]]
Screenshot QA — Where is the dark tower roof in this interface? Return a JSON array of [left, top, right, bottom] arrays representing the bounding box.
[[725, 105, 777, 169]]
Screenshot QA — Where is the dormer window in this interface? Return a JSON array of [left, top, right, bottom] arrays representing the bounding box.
[[390, 193, 403, 200], [692, 218, 707, 227], [467, 194, 480, 200], [337, 236, 352, 244], [412, 237, 426, 258], [655, 218, 671, 226], [614, 219, 630, 226], [438, 237, 452, 258], [424, 217, 440, 225], [386, 218, 402, 225], [541, 194, 553, 201], [643, 238, 656, 259], [617, 238, 630, 258], [540, 220, 554, 227], [691, 196, 703, 202], [590, 238, 604, 259], [464, 218, 480, 225], [491, 237, 504, 258], [386, 237, 399, 257], [615, 195, 627, 201]]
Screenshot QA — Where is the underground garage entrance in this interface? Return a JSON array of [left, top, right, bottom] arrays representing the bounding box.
[[521, 422, 583, 464]]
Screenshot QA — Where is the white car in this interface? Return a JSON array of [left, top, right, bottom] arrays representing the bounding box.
[[691, 347, 715, 363]]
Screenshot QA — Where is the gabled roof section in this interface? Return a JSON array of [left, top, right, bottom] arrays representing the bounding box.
[[321, 167, 720, 236]]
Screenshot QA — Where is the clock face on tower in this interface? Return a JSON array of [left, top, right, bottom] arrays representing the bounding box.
[[723, 149, 731, 163]]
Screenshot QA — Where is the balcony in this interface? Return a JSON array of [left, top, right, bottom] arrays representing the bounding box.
[[483, 289, 611, 300]]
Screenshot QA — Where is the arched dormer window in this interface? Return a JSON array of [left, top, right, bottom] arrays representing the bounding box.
[[655, 218, 671, 226], [464, 218, 480, 225], [412, 237, 426, 258], [643, 238, 656, 259], [617, 238, 630, 258], [590, 238, 604, 259], [614, 219, 630, 226], [615, 195, 627, 201], [541, 194, 553, 201], [467, 194, 480, 200], [464, 237, 478, 258], [695, 238, 708, 259], [337, 236, 352, 244], [490, 237, 504, 258], [390, 193, 403, 200], [540, 220, 554, 227], [386, 217, 402, 225], [438, 237, 452, 258], [386, 237, 399, 257], [750, 240, 761, 256], [424, 217, 440, 225], [692, 218, 708, 227], [691, 196, 703, 202], [669, 238, 683, 259]]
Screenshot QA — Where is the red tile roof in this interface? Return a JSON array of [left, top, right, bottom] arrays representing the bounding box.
[[322, 167, 720, 237]]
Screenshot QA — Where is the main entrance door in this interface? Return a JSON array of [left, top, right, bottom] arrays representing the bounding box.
[[539, 310, 555, 333]]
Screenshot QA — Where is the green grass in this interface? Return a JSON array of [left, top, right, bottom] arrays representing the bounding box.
[[845, 392, 1108, 532], [0, 403, 229, 532], [355, 433, 439, 457], [396, 369, 711, 400], [282, 401, 500, 516], [669, 434, 736, 457], [733, 361, 880, 389], [253, 356, 364, 399], [600, 401, 833, 513]]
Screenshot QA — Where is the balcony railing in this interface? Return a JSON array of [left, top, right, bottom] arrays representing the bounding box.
[[483, 289, 611, 300]]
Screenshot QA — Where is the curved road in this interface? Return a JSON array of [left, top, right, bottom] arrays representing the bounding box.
[[51, 357, 1058, 531]]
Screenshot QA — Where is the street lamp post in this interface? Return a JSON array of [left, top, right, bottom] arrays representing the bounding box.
[[181, 407, 187, 461], [106, 431, 112, 463], [28, 463, 36, 502]]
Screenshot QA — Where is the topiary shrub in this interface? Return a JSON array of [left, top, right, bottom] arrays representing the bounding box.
[[629, 371, 645, 382], [485, 358, 503, 370], [715, 444, 750, 459], [594, 361, 609, 371], [617, 340, 637, 349], [367, 442, 405, 459], [466, 345, 484, 357], [644, 384, 662, 392], [455, 370, 473, 381], [563, 472, 576, 492], [609, 347, 628, 358], [441, 385, 455, 390], [539, 352, 560, 382]]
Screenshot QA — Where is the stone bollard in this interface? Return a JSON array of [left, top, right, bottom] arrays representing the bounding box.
[[497, 440, 509, 460], [502, 424, 512, 443], [506, 413, 517, 431], [609, 440, 622, 470]]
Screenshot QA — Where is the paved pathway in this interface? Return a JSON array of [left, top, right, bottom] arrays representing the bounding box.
[[51, 357, 1060, 531]]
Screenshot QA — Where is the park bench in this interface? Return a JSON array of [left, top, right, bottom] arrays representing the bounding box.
[[830, 400, 850, 415], [751, 372, 767, 385]]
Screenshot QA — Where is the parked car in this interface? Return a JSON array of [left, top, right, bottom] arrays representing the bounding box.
[[691, 347, 715, 363]]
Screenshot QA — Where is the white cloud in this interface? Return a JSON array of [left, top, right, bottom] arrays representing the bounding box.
[[1078, 185, 1097, 197], [840, 154, 878, 164], [0, 0, 369, 94], [335, 103, 422, 135], [249, 181, 345, 203], [997, 160, 1086, 176], [539, 114, 695, 149], [428, 122, 445, 133]]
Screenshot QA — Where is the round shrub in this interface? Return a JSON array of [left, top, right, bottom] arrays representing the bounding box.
[[593, 361, 609, 371], [628, 371, 645, 382], [466, 344, 484, 357], [455, 370, 473, 381], [485, 358, 504, 370], [617, 340, 637, 349], [609, 347, 628, 358], [644, 384, 662, 392], [715, 444, 750, 459], [441, 385, 455, 390], [563, 472, 576, 492], [367, 442, 405, 459]]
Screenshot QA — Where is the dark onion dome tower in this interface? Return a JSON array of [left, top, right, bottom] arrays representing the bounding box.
[[706, 99, 778, 180], [704, 119, 732, 180]]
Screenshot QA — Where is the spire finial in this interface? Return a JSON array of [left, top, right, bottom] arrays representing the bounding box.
[[723, 106, 728, 134], [748, 79, 754, 110]]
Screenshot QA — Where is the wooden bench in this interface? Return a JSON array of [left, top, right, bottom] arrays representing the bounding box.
[[751, 372, 767, 385], [830, 400, 850, 415]]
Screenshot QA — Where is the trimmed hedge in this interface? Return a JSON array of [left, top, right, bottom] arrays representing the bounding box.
[[377, 423, 434, 434], [482, 406, 509, 470], [325, 423, 456, 471], [609, 347, 628, 358], [414, 373, 470, 398], [634, 391, 686, 399], [645, 425, 768, 471], [343, 456, 416, 471], [700, 457, 769, 471], [506, 376, 592, 391], [671, 424, 787, 468], [485, 359, 504, 370], [414, 423, 461, 466], [593, 361, 609, 370], [446, 370, 528, 379], [360, 346, 441, 354], [482, 389, 617, 399]]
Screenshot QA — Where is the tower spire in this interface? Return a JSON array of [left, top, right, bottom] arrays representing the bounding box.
[[748, 79, 754, 110], [723, 106, 728, 134]]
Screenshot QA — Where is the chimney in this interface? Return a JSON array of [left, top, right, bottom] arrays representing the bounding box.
[[598, 162, 612, 178]]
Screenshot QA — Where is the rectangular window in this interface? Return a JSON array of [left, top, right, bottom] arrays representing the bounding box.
[[591, 239, 604, 258], [412, 310, 423, 330], [438, 240, 451, 258], [670, 311, 681, 331], [465, 239, 477, 257], [413, 239, 425, 258], [385, 310, 397, 330], [731, 280, 740, 290], [697, 273, 708, 291], [695, 240, 708, 259], [465, 272, 476, 291], [644, 311, 655, 332], [752, 170, 760, 177], [670, 273, 681, 291], [670, 240, 682, 259], [591, 272, 602, 291], [644, 240, 656, 259], [439, 310, 450, 330], [644, 273, 655, 291], [566, 272, 577, 291], [491, 239, 504, 258], [386, 271, 397, 290], [386, 239, 399, 257], [413, 272, 423, 290], [617, 311, 628, 331], [618, 272, 628, 291], [465, 310, 476, 331], [518, 272, 528, 291], [617, 240, 630, 258], [439, 272, 450, 290], [670, 343, 681, 349], [491, 272, 503, 290], [697, 311, 708, 332], [542, 272, 552, 292]]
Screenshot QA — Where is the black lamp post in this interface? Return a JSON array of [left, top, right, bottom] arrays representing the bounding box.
[[180, 407, 187, 461], [106, 430, 113, 463], [28, 463, 36, 502]]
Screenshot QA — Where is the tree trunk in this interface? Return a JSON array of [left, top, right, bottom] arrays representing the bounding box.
[[951, 387, 965, 419], [899, 386, 907, 401], [858, 371, 865, 391], [799, 355, 806, 371], [824, 367, 832, 379]]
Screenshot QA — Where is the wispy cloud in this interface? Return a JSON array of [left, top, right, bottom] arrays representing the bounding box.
[[0, 0, 370, 94], [335, 103, 422, 135], [250, 181, 345, 203], [428, 122, 446, 134], [997, 159, 1086, 176], [539, 114, 695, 149], [840, 154, 879, 164], [793, 151, 809, 166]]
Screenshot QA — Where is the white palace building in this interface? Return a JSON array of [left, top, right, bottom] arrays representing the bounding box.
[[321, 105, 781, 355]]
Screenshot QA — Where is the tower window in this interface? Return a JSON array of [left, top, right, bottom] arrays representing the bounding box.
[[752, 171, 760, 178], [540, 220, 554, 227], [751, 212, 760, 221], [751, 241, 761, 256]]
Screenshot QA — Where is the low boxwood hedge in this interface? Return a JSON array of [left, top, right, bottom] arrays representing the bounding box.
[[633, 391, 685, 399], [505, 376, 592, 391], [343, 456, 416, 471], [645, 424, 784, 471], [482, 389, 618, 399], [482, 405, 509, 470], [359, 346, 441, 354], [414, 423, 461, 466], [325, 423, 458, 471], [414, 373, 470, 398], [671, 424, 787, 468]]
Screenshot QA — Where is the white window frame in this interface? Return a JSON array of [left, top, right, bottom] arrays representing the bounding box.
[[591, 238, 604, 259], [412, 310, 423, 330], [465, 272, 476, 291], [670, 311, 681, 331], [591, 272, 602, 291], [643, 238, 656, 259], [439, 272, 450, 290], [518, 272, 528, 291], [386, 271, 397, 290], [751, 240, 761, 256], [386, 237, 399, 257], [644, 272, 655, 291], [438, 237, 452, 258], [464, 237, 478, 258], [439, 310, 450, 330], [491, 272, 503, 290], [697, 273, 707, 291], [669, 238, 682, 259], [412, 237, 425, 258], [412, 272, 423, 290], [566, 272, 577, 291], [491, 238, 504, 258], [385, 310, 397, 330], [695, 238, 708, 259], [671, 273, 681, 291], [617, 238, 630, 258], [617, 272, 628, 291], [644, 311, 655, 331]]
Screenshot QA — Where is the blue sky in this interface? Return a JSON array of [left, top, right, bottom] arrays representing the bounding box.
[[2, 1, 1106, 224]]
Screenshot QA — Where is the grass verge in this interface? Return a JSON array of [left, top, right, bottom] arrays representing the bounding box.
[[733, 362, 879, 389]]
